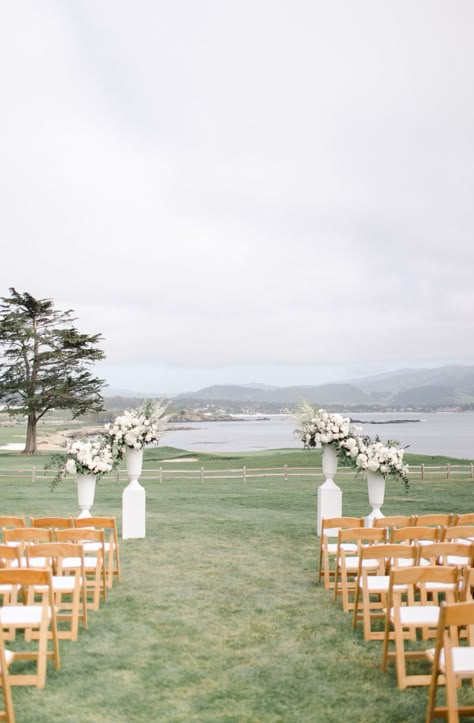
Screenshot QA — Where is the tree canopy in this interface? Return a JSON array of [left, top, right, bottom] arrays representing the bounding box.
[[0, 288, 106, 454]]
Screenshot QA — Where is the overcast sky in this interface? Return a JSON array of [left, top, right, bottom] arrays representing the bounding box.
[[1, 1, 473, 394]]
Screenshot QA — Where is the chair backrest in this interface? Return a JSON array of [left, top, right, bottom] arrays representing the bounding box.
[[413, 513, 453, 527], [390, 526, 440, 544], [390, 564, 459, 589], [74, 516, 116, 531], [0, 543, 22, 567], [26, 541, 85, 568], [452, 513, 474, 526], [321, 517, 363, 538], [438, 600, 474, 638], [0, 566, 53, 588], [0, 515, 26, 529], [373, 515, 414, 529], [56, 528, 105, 545], [417, 541, 474, 567], [30, 517, 74, 530], [338, 527, 386, 547], [442, 525, 474, 543], [358, 542, 417, 570], [3, 528, 53, 545], [460, 566, 474, 602]]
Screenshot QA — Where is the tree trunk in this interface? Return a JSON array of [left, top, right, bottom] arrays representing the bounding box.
[[23, 414, 38, 455]]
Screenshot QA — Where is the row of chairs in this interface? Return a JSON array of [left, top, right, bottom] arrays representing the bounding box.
[[319, 514, 474, 591], [318, 515, 474, 722], [0, 516, 121, 590], [0, 515, 121, 723]]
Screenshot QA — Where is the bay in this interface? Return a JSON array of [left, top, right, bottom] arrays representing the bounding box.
[[164, 412, 474, 460]]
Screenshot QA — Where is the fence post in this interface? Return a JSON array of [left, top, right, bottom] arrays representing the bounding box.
[[32, 466, 36, 484], [420, 464, 424, 480], [243, 466, 247, 484], [159, 467, 163, 484], [116, 469, 121, 483], [200, 467, 204, 483], [446, 464, 450, 479], [284, 464, 288, 481]]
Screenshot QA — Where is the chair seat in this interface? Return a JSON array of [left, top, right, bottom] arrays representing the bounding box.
[[361, 575, 389, 592], [446, 555, 470, 566], [0, 605, 51, 626], [423, 582, 457, 592], [327, 542, 357, 554], [34, 577, 81, 593], [83, 541, 111, 552], [360, 576, 408, 593], [426, 646, 474, 676], [338, 557, 378, 570], [62, 556, 99, 569], [390, 606, 440, 626]]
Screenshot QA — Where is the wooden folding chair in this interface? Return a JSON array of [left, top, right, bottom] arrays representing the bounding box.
[[2, 529, 53, 569], [418, 542, 474, 571], [425, 601, 474, 723], [0, 568, 60, 688], [0, 546, 22, 613], [352, 543, 418, 641], [74, 517, 121, 588], [0, 625, 15, 723], [373, 515, 415, 541], [0, 518, 26, 539], [30, 518, 74, 535], [381, 565, 459, 689], [452, 513, 474, 527], [442, 526, 474, 545], [459, 567, 474, 604], [26, 543, 87, 641], [318, 517, 364, 590], [390, 526, 441, 545], [334, 527, 386, 612], [55, 529, 106, 610], [414, 514, 454, 528]]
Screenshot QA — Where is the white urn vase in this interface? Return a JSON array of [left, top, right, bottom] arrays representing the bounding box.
[[317, 444, 342, 536], [122, 447, 146, 539], [76, 473, 96, 518], [366, 471, 386, 526]]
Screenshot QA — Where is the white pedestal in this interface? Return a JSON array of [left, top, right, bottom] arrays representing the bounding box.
[[317, 445, 342, 535], [122, 479, 146, 539], [122, 448, 146, 539], [76, 474, 96, 519], [317, 479, 342, 536], [365, 471, 386, 527]]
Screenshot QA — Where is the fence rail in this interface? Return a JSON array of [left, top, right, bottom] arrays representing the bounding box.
[[0, 463, 473, 484]]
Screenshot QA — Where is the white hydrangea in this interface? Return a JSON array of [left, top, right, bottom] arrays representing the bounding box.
[[293, 402, 355, 449], [65, 438, 114, 476], [107, 400, 168, 452]]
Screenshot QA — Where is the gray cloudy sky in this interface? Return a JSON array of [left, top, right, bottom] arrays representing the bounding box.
[[1, 1, 473, 393]]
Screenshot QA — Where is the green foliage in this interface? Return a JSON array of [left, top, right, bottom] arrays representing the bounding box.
[[0, 288, 106, 454]]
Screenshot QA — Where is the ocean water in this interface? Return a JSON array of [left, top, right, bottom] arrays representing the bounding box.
[[163, 412, 474, 459]]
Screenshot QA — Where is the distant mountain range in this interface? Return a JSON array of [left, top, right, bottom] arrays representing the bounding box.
[[172, 365, 474, 409]]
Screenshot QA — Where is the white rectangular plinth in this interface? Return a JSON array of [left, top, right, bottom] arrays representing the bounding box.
[[122, 482, 146, 539], [317, 481, 342, 536]]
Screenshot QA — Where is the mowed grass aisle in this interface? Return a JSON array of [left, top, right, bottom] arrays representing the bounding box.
[[3, 458, 474, 722]]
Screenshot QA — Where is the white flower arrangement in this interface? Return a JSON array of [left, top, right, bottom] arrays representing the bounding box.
[[294, 401, 355, 449], [106, 400, 168, 453], [294, 402, 410, 489], [338, 434, 409, 490], [47, 436, 115, 490]]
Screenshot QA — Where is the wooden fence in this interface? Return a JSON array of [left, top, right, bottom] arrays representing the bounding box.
[[0, 463, 473, 484]]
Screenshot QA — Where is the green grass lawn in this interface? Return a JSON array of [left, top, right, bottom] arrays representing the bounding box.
[[1, 447, 474, 722]]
